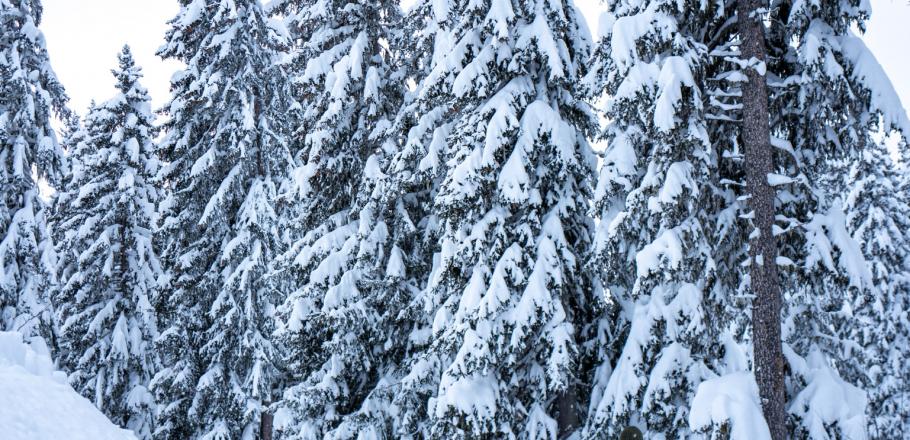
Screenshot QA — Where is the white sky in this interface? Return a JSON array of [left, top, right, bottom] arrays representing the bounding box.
[[41, 0, 910, 118]]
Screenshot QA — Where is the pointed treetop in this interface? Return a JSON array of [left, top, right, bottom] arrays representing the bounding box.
[[112, 44, 146, 96], [2, 0, 44, 24]]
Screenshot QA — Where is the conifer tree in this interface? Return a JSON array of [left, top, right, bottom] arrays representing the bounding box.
[[371, 1, 464, 435], [264, 1, 422, 438], [151, 1, 293, 438], [584, 1, 910, 438], [735, 0, 788, 435], [51, 112, 90, 316], [0, 0, 67, 338], [842, 138, 910, 438], [582, 1, 734, 437], [52, 46, 161, 439], [387, 0, 599, 437], [763, 1, 910, 436], [286, 1, 458, 433]]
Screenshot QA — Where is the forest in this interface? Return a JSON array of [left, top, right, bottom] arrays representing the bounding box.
[[1, 0, 909, 439]]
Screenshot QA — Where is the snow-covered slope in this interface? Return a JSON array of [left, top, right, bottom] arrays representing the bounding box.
[[0, 332, 138, 440]]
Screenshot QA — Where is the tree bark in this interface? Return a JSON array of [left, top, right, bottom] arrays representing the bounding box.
[[260, 405, 273, 440], [736, 1, 787, 439], [556, 385, 580, 438]]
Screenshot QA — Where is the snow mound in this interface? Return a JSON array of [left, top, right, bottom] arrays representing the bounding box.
[[0, 332, 138, 440], [689, 372, 772, 440]]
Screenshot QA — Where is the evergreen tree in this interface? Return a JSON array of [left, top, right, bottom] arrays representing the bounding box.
[[372, 1, 462, 435], [52, 46, 161, 439], [582, 1, 735, 437], [735, 0, 789, 434], [280, 1, 457, 434], [50, 111, 89, 325], [843, 138, 910, 438], [764, 1, 910, 436], [582, 1, 910, 437], [269, 0, 399, 230], [386, 0, 599, 437], [264, 0, 410, 438], [151, 1, 293, 438], [0, 0, 67, 338]]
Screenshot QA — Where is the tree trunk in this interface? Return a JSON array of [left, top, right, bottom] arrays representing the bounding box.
[[260, 405, 273, 440], [736, 1, 787, 439], [556, 385, 580, 439]]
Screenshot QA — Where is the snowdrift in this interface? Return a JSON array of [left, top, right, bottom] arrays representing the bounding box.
[[0, 332, 138, 440]]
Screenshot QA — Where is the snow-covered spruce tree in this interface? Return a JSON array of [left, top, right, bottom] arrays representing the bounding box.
[[262, 0, 413, 438], [371, 0, 466, 435], [761, 1, 910, 437], [52, 46, 161, 439], [897, 140, 910, 435], [843, 136, 910, 438], [50, 112, 89, 314], [0, 0, 67, 338], [151, 1, 293, 439], [272, 1, 458, 435], [266, 0, 404, 232], [582, 1, 738, 437], [386, 0, 599, 437]]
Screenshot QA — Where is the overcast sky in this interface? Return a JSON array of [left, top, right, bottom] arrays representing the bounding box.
[[41, 0, 910, 117]]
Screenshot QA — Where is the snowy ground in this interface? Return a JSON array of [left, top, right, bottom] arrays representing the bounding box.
[[0, 332, 138, 440]]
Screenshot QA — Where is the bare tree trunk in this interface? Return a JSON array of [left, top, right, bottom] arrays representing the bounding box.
[[736, 1, 787, 439], [556, 385, 580, 438], [260, 403, 273, 440]]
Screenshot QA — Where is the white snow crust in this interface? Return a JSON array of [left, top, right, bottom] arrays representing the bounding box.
[[0, 332, 138, 440]]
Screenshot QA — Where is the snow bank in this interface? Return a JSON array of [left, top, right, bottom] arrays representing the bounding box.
[[0, 332, 138, 440], [689, 372, 772, 440]]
